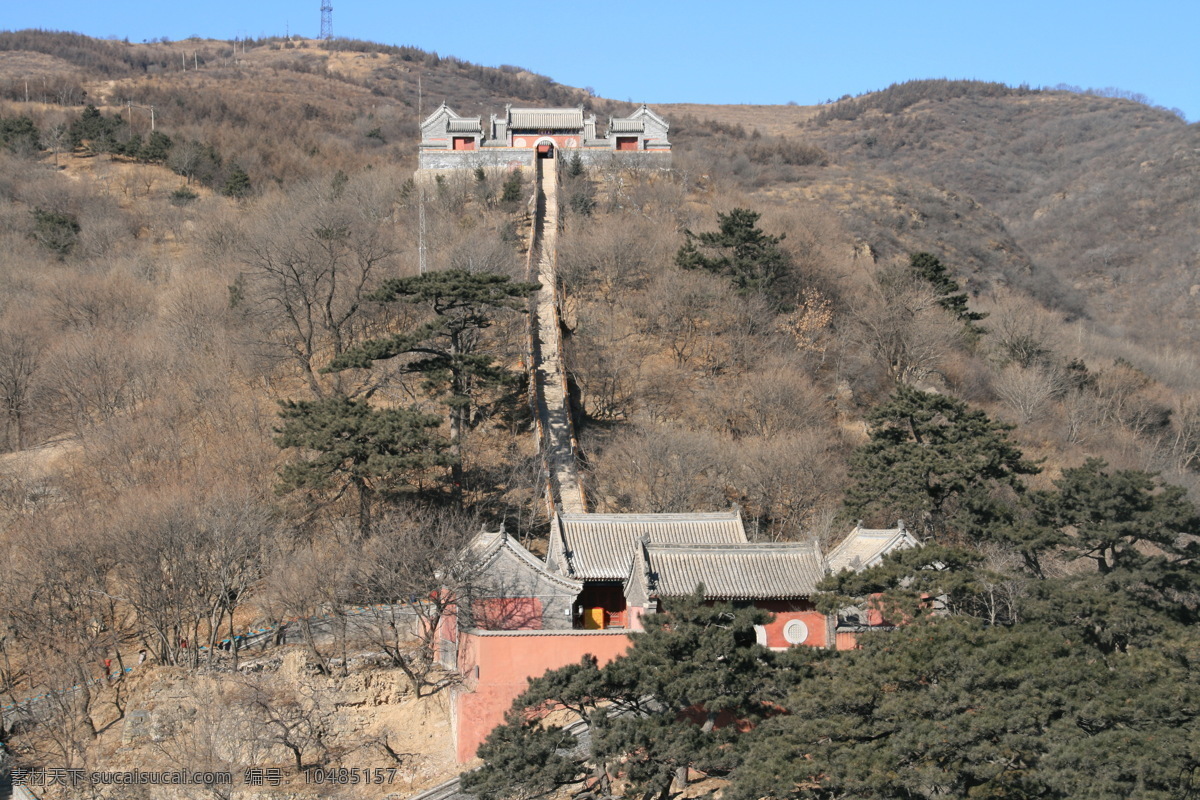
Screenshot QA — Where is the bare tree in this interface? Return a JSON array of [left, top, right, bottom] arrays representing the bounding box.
[[1, 520, 130, 766], [109, 491, 276, 669], [0, 317, 42, 451], [233, 674, 331, 771], [728, 356, 830, 438], [993, 363, 1066, 424], [352, 508, 480, 696], [635, 269, 727, 367], [257, 541, 355, 677], [847, 261, 962, 386], [238, 173, 403, 398], [588, 425, 731, 513], [150, 680, 239, 800]]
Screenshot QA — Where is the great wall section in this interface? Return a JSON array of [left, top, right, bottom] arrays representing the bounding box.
[[527, 158, 588, 515]]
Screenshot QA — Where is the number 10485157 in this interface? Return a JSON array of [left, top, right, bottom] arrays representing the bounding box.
[[305, 767, 397, 785]]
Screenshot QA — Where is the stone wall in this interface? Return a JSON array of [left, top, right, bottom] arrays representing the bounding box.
[[418, 149, 534, 170], [419, 149, 671, 172], [567, 150, 673, 170]]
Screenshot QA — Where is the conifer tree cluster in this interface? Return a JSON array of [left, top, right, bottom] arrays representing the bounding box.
[[469, 385, 1200, 800]]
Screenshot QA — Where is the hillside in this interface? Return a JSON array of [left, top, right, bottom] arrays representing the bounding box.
[[0, 31, 637, 183], [1, 32, 1199, 798], [679, 80, 1200, 353]]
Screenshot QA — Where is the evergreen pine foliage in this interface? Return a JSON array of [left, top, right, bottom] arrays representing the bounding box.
[[730, 616, 1200, 800], [0, 115, 40, 152], [676, 208, 794, 308], [67, 104, 124, 153], [274, 396, 453, 536], [844, 385, 1039, 541], [500, 169, 523, 203], [220, 163, 252, 198], [169, 186, 198, 206], [1028, 459, 1200, 643], [325, 270, 539, 491], [138, 130, 173, 163], [744, 520, 1200, 800], [1039, 458, 1200, 574], [908, 251, 986, 336], [30, 207, 81, 257]]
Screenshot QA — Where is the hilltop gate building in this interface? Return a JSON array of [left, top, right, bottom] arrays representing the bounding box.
[[419, 103, 671, 170]]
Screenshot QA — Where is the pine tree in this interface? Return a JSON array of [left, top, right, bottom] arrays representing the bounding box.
[[138, 130, 173, 163], [676, 208, 793, 308], [30, 207, 81, 257], [67, 104, 123, 153], [221, 163, 252, 198], [274, 396, 453, 536], [729, 616, 1200, 800], [1029, 459, 1200, 644], [565, 153, 584, 178], [325, 270, 539, 493], [0, 115, 40, 153], [908, 251, 986, 337], [844, 385, 1039, 541], [463, 593, 784, 800], [500, 169, 524, 203]]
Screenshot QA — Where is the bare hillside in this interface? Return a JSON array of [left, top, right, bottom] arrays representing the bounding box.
[[677, 81, 1200, 353]]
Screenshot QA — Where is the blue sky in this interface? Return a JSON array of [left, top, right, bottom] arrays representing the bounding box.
[[5, 0, 1197, 121]]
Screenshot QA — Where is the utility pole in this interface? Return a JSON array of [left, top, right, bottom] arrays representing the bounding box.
[[127, 103, 156, 132], [418, 186, 427, 275], [416, 72, 426, 275]]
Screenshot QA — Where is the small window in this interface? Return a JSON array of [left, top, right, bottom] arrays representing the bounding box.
[[783, 619, 809, 645]]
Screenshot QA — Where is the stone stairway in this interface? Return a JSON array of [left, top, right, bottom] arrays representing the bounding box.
[[528, 159, 587, 514]]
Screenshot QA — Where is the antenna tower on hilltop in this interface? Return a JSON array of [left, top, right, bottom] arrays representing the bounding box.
[[320, 2, 333, 40]]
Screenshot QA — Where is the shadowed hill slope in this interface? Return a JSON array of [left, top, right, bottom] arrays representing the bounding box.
[[680, 80, 1199, 348]]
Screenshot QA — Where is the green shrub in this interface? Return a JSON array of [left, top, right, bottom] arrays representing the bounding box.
[[500, 169, 523, 203], [0, 116, 40, 153], [31, 207, 80, 256], [220, 164, 252, 198], [170, 186, 199, 206]]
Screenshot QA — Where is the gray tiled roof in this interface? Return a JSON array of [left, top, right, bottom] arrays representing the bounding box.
[[550, 511, 747, 580], [508, 108, 584, 130], [638, 542, 826, 600], [447, 118, 482, 133], [826, 525, 920, 574], [470, 530, 583, 593], [608, 118, 645, 133]]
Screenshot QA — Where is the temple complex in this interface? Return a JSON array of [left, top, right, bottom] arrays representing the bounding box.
[[418, 102, 671, 169]]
